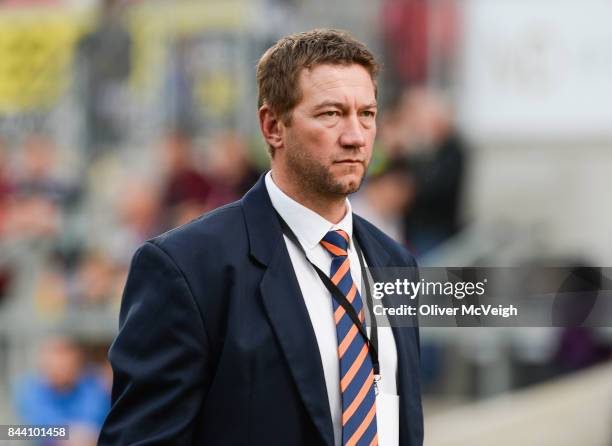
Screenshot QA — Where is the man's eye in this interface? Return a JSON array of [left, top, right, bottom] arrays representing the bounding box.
[[321, 111, 339, 117], [361, 110, 376, 118]]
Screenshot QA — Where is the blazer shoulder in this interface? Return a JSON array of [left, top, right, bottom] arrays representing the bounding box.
[[353, 213, 417, 268], [147, 200, 246, 263]]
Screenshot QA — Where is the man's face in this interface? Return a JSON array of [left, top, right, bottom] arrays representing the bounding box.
[[39, 338, 82, 391], [279, 63, 377, 197]]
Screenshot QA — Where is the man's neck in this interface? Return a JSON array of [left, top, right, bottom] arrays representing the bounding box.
[[270, 170, 347, 224]]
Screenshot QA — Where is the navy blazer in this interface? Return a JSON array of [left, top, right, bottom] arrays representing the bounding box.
[[99, 175, 423, 445]]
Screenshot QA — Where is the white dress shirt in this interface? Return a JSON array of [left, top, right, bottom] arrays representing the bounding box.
[[265, 171, 399, 446]]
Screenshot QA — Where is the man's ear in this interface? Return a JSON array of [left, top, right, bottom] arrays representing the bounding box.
[[259, 105, 284, 151]]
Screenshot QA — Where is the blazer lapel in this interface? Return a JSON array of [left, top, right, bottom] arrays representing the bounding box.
[[353, 216, 420, 446], [260, 247, 335, 446], [242, 176, 334, 446]]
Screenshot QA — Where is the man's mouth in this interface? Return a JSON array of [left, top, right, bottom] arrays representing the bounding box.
[[335, 160, 363, 164]]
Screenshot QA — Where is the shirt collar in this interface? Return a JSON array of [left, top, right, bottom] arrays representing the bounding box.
[[265, 170, 353, 251]]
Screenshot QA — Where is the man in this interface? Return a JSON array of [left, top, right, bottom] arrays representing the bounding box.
[[99, 29, 423, 446], [15, 336, 109, 445]]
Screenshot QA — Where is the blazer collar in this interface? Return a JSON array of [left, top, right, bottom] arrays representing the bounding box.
[[265, 171, 354, 250], [241, 173, 283, 267], [353, 214, 392, 268], [242, 173, 393, 269]]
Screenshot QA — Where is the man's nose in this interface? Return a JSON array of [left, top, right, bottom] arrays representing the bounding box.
[[339, 114, 366, 149]]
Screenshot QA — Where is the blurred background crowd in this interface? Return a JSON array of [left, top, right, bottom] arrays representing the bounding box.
[[0, 0, 610, 445]]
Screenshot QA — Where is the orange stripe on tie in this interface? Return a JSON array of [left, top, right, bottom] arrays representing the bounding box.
[[336, 229, 349, 242], [331, 257, 350, 284], [334, 283, 357, 323], [340, 343, 368, 392], [338, 324, 359, 358], [342, 370, 374, 425], [346, 402, 377, 446], [369, 433, 378, 446], [320, 241, 347, 257]]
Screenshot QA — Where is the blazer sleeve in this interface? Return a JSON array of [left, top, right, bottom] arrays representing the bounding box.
[[99, 241, 209, 445]]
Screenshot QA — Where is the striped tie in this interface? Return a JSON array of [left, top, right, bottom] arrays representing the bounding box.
[[321, 230, 378, 446]]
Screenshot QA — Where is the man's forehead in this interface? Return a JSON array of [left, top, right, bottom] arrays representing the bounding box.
[[297, 64, 376, 99]]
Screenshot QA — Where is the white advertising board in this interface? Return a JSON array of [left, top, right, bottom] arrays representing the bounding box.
[[458, 0, 612, 141]]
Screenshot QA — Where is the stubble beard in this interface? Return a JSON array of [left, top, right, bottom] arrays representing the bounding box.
[[284, 142, 367, 200]]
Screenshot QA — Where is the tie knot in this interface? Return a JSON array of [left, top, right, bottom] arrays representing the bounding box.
[[320, 230, 350, 257]]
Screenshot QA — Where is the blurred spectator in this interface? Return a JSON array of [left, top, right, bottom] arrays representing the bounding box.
[[164, 37, 198, 135], [3, 194, 62, 241], [13, 336, 110, 445], [68, 250, 117, 307], [553, 267, 612, 372], [381, 0, 459, 93], [384, 87, 467, 255], [0, 137, 13, 302], [2, 133, 77, 242], [13, 134, 74, 204], [377, 105, 408, 160], [160, 130, 213, 228], [206, 132, 261, 203], [382, 0, 429, 88], [109, 177, 162, 262], [33, 267, 68, 320], [352, 159, 414, 243], [76, 0, 132, 156], [555, 327, 612, 373]]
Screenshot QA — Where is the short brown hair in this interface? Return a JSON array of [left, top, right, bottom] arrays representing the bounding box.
[[257, 28, 379, 126]]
